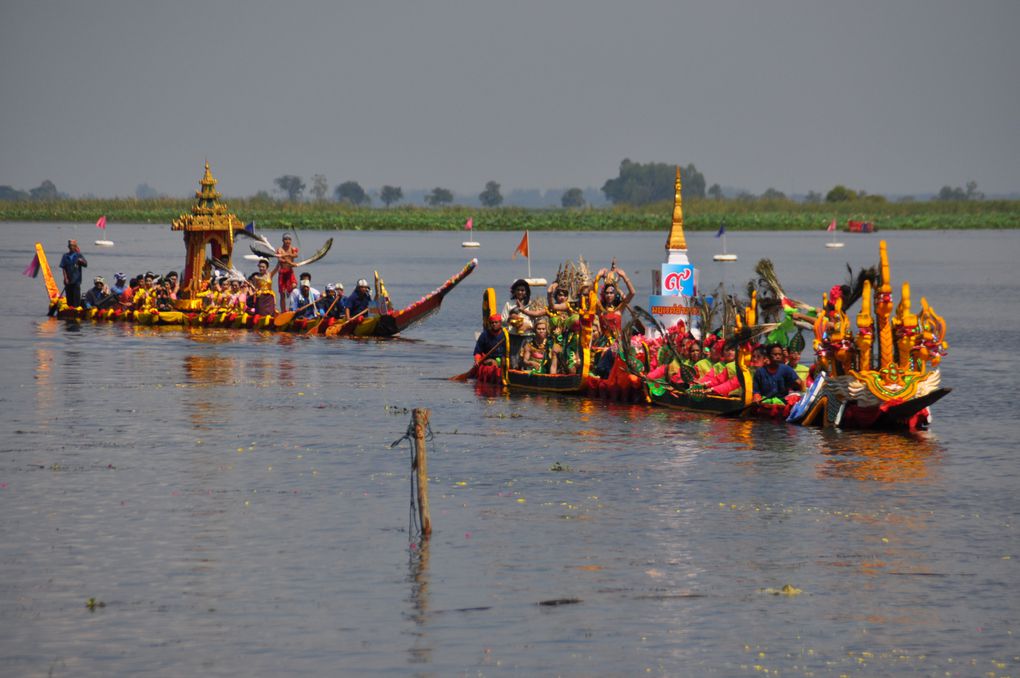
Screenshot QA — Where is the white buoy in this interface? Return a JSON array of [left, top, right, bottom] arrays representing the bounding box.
[[825, 242, 845, 249], [461, 240, 480, 248], [713, 253, 738, 262], [95, 239, 114, 247]]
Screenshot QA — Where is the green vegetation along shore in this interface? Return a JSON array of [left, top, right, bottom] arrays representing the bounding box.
[[2, 197, 1018, 230]]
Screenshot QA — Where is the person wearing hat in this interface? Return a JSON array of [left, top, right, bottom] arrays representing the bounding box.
[[271, 234, 299, 312], [344, 278, 373, 320], [473, 313, 509, 367], [317, 283, 347, 320], [59, 239, 88, 307], [288, 271, 321, 320], [83, 275, 113, 310]]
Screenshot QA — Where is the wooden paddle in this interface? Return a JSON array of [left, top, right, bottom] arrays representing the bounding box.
[[324, 308, 368, 337], [450, 340, 504, 382], [309, 293, 344, 335], [273, 299, 319, 327]]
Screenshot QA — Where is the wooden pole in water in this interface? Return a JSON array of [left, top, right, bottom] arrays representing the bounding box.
[[413, 408, 432, 538]]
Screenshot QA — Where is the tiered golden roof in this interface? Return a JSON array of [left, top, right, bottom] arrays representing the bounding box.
[[171, 162, 243, 234]]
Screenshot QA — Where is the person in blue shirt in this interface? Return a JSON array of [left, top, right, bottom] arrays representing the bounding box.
[[59, 239, 88, 307], [473, 314, 509, 366], [288, 273, 321, 319], [110, 272, 128, 299], [752, 343, 804, 403], [318, 283, 347, 319], [345, 278, 373, 319]]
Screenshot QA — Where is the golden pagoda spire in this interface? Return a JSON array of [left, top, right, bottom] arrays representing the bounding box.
[[666, 166, 687, 251]]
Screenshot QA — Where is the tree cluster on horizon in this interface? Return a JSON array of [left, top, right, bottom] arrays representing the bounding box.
[[0, 166, 996, 205]]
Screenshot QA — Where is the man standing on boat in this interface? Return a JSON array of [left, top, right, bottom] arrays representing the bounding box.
[[59, 239, 88, 307], [272, 234, 299, 312]]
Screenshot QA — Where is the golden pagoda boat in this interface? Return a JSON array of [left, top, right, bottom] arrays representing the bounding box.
[[36, 163, 475, 337]]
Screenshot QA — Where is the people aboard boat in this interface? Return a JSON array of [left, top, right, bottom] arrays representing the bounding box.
[[83, 276, 113, 309], [345, 279, 373, 319], [318, 283, 347, 319], [59, 239, 88, 307], [110, 272, 128, 301], [501, 279, 545, 334], [521, 316, 553, 374], [593, 266, 635, 344], [474, 314, 509, 366], [289, 272, 321, 319], [752, 343, 804, 404], [272, 233, 299, 312], [787, 349, 810, 384], [165, 271, 180, 300]]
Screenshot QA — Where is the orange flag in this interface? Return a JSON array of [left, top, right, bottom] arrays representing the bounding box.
[[512, 231, 529, 259]]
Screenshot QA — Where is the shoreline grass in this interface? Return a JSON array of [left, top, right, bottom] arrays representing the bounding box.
[[2, 197, 1017, 230]]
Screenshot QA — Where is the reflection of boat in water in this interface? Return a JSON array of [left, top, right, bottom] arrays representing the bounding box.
[[34, 163, 475, 338]]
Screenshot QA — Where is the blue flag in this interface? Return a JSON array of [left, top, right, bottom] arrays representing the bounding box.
[[715, 224, 726, 238], [244, 221, 255, 234]]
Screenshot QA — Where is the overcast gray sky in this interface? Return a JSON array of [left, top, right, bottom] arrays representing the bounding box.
[[2, 0, 1018, 198]]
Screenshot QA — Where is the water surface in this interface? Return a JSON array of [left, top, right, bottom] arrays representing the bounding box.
[[1, 224, 1017, 676]]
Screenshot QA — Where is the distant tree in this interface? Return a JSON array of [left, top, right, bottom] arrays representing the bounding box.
[[0, 185, 28, 201], [425, 187, 454, 206], [707, 183, 723, 200], [380, 185, 403, 207], [680, 163, 706, 199], [310, 174, 329, 202], [938, 181, 984, 201], [274, 175, 305, 202], [601, 159, 705, 206], [825, 185, 857, 202], [135, 183, 159, 199], [935, 185, 966, 201], [252, 190, 273, 203], [29, 180, 59, 201], [761, 187, 787, 200], [736, 191, 756, 202], [966, 180, 984, 200], [334, 180, 370, 206], [479, 180, 503, 207], [804, 190, 822, 204], [561, 187, 585, 208]]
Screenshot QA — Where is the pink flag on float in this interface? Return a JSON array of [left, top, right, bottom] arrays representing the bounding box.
[[23, 253, 40, 278], [96, 215, 107, 230], [464, 217, 473, 231], [826, 219, 836, 232]]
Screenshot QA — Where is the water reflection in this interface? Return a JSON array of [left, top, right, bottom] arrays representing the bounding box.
[[816, 431, 943, 483], [406, 539, 432, 669]]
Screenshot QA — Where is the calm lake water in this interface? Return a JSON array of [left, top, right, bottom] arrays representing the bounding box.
[[1, 223, 1018, 677]]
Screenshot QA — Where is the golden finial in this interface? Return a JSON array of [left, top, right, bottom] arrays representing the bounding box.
[[666, 166, 687, 251]]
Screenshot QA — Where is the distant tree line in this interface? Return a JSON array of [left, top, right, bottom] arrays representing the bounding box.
[[0, 167, 992, 206]]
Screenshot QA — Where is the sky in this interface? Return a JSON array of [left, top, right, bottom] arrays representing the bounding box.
[[1, 0, 1018, 199]]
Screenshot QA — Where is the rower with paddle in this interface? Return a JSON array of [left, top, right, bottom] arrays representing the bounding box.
[[288, 272, 322, 321], [474, 314, 510, 367]]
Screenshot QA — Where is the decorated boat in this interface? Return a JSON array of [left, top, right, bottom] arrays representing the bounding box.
[[792, 240, 949, 430], [36, 163, 475, 337]]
